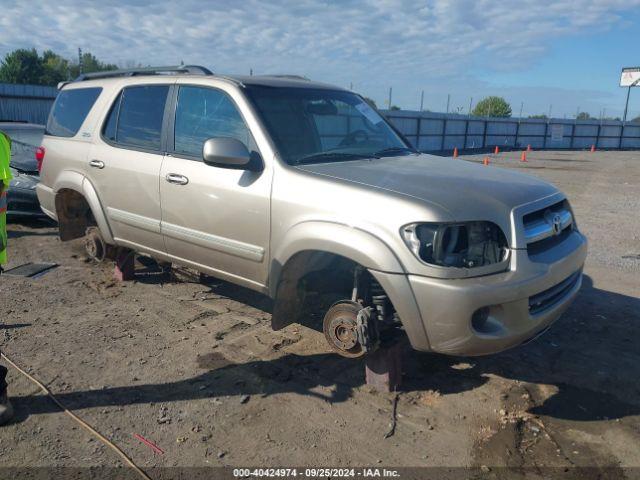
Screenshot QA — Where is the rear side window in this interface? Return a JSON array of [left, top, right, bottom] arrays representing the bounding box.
[[46, 87, 102, 137], [102, 85, 169, 151]]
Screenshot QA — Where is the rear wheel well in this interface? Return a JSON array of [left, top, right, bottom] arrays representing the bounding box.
[[54, 189, 96, 241]]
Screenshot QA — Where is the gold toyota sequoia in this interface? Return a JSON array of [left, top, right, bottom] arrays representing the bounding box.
[[37, 66, 587, 358]]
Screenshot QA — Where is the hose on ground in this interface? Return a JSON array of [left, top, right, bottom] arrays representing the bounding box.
[[1, 351, 151, 480]]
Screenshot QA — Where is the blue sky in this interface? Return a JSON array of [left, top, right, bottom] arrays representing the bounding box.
[[1, 0, 639, 118]]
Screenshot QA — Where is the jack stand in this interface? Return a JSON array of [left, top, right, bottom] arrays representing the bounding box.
[[113, 248, 135, 282], [365, 340, 403, 392]]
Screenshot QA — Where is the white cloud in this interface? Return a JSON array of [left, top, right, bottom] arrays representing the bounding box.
[[0, 0, 638, 115]]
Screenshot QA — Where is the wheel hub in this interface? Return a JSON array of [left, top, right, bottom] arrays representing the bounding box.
[[84, 227, 106, 262], [329, 317, 358, 350]]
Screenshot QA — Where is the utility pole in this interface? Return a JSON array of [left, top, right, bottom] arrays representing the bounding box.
[[388, 87, 392, 109], [468, 97, 473, 116], [623, 86, 632, 122], [576, 106, 580, 119], [420, 90, 424, 111], [350, 82, 353, 90], [519, 102, 524, 119], [250, 68, 253, 76], [78, 47, 83, 74], [446, 94, 450, 114], [548, 104, 552, 119]]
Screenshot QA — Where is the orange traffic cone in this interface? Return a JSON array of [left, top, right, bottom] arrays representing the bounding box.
[[527, 144, 532, 152], [520, 151, 527, 162], [483, 156, 490, 166], [494, 145, 499, 155], [590, 144, 596, 153], [453, 147, 458, 158]]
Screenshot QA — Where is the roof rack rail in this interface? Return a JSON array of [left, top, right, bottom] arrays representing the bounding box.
[[266, 74, 310, 81], [74, 65, 213, 82]]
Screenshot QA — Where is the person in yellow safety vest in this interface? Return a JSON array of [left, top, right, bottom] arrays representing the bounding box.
[[0, 129, 14, 425]]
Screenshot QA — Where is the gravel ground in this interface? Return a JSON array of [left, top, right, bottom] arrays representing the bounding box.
[[0, 149, 638, 479]]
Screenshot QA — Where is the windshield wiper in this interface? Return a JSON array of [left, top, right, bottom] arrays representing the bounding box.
[[373, 146, 418, 157], [295, 152, 374, 165]]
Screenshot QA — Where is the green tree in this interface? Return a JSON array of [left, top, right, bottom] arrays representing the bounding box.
[[389, 105, 401, 111], [0, 48, 118, 86], [41, 50, 70, 85], [528, 114, 548, 119], [0, 48, 45, 84], [472, 96, 512, 117], [576, 112, 592, 120]]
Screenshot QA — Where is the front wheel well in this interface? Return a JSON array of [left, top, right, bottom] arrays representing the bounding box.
[[54, 189, 96, 241], [271, 250, 398, 335]]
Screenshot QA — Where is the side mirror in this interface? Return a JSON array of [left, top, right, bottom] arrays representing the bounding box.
[[202, 137, 260, 170]]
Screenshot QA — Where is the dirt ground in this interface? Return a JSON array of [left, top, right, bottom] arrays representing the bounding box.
[[1, 150, 639, 479]]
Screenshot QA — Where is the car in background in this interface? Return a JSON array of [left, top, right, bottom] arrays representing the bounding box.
[[0, 122, 46, 218]]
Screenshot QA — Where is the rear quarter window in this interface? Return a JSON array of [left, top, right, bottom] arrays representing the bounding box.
[[46, 87, 102, 137]]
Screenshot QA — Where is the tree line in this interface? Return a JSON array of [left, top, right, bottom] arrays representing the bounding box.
[[0, 48, 118, 86]]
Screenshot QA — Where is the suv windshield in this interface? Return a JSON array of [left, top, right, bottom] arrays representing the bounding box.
[[245, 86, 414, 165]]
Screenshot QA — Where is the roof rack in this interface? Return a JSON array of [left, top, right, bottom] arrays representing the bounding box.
[[74, 65, 213, 82], [266, 74, 310, 81]]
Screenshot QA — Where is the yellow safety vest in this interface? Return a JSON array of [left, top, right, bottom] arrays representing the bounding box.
[[0, 131, 12, 265]]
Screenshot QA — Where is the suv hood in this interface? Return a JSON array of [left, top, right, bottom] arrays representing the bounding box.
[[296, 153, 559, 221]]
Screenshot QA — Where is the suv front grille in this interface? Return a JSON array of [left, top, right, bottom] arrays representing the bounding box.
[[523, 200, 573, 256], [529, 271, 581, 315]]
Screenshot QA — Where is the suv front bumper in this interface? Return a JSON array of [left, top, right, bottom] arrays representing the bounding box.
[[371, 230, 587, 356]]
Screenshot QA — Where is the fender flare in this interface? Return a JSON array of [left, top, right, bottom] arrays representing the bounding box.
[[53, 171, 114, 244]]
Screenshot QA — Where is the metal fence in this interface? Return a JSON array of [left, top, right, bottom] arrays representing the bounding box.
[[0, 83, 57, 124], [383, 110, 640, 152]]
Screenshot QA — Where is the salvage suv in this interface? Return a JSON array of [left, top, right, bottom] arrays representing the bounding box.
[[37, 65, 587, 358]]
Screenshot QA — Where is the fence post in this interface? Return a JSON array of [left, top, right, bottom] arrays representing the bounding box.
[[543, 122, 549, 149], [514, 119, 520, 148], [595, 123, 601, 149], [569, 123, 575, 149], [619, 123, 624, 150], [482, 119, 488, 149], [463, 118, 469, 150], [441, 118, 447, 151]]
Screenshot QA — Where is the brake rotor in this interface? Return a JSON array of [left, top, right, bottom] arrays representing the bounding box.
[[85, 227, 106, 262], [322, 301, 365, 358]]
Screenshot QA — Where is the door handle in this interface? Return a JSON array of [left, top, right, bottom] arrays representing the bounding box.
[[89, 159, 105, 169], [165, 173, 189, 185]]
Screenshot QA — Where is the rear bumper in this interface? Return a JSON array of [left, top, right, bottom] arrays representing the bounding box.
[[372, 230, 587, 356], [35, 183, 57, 220]]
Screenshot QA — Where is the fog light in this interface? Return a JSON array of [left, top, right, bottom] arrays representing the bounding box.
[[471, 307, 490, 332]]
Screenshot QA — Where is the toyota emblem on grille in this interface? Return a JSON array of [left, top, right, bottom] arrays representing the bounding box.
[[551, 213, 562, 235]]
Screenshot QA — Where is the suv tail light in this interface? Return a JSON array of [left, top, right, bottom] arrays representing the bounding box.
[[35, 146, 46, 172]]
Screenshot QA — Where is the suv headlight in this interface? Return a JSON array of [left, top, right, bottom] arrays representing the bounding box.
[[401, 221, 509, 271]]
